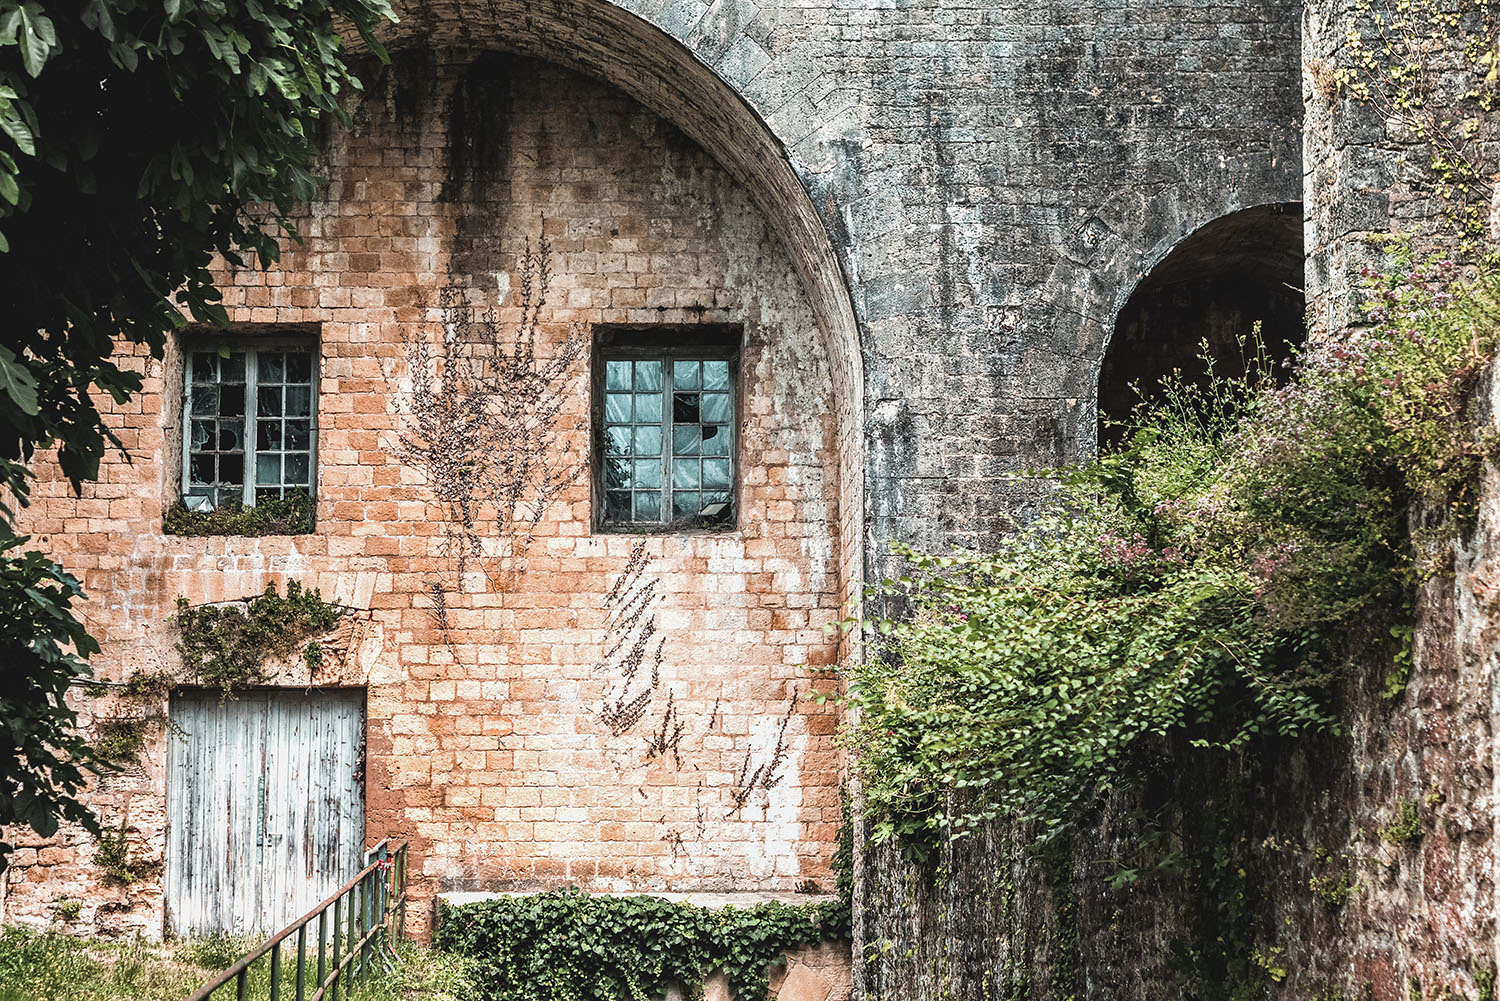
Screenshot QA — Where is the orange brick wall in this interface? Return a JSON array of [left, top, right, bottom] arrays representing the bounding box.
[[0, 53, 852, 940]]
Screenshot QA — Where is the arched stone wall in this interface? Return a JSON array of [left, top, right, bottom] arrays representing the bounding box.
[[1098, 202, 1305, 441], [368, 0, 867, 601]]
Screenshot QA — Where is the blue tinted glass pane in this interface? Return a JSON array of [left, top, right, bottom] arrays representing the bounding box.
[[285, 386, 311, 417], [285, 453, 309, 485], [634, 459, 661, 489], [672, 425, 701, 456], [634, 361, 662, 390], [192, 354, 216, 383], [673, 360, 700, 390], [258, 386, 282, 417], [605, 455, 630, 489], [673, 459, 700, 489], [702, 361, 729, 390], [606, 425, 631, 455], [286, 352, 312, 383], [634, 491, 661, 521], [605, 393, 632, 422], [606, 490, 631, 522], [221, 353, 245, 382], [634, 393, 662, 423], [191, 420, 213, 450], [700, 425, 730, 455], [671, 491, 700, 520], [259, 352, 285, 382], [606, 361, 632, 390], [701, 393, 729, 423], [191, 386, 217, 417], [257, 454, 281, 485], [703, 458, 730, 489], [633, 425, 661, 456], [285, 420, 310, 450]]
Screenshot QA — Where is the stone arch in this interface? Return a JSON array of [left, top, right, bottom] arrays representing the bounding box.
[[370, 0, 865, 601], [1097, 202, 1305, 445]]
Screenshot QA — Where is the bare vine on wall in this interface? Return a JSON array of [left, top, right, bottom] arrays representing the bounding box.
[[730, 697, 796, 813], [398, 236, 584, 639], [596, 541, 664, 737]]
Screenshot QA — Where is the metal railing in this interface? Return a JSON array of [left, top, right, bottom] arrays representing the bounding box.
[[185, 841, 409, 1001]]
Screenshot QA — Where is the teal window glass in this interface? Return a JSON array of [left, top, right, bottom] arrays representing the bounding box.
[[185, 343, 316, 509], [600, 353, 734, 528]]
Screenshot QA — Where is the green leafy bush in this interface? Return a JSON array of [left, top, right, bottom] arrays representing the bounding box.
[[843, 256, 1500, 849], [175, 579, 344, 690], [162, 489, 315, 536], [435, 889, 847, 1001]]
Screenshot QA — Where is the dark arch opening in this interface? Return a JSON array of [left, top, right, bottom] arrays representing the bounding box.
[[1099, 202, 1305, 446]]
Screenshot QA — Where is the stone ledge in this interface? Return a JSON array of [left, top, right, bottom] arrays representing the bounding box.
[[438, 890, 840, 910]]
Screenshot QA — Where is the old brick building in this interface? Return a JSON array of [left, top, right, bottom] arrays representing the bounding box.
[[2, 0, 1481, 993]]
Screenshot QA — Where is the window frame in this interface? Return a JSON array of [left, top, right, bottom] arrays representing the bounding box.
[[591, 324, 742, 534], [180, 334, 321, 510]]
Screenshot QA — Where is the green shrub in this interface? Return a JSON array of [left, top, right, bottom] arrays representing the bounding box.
[[842, 255, 1500, 849], [435, 889, 846, 1001]]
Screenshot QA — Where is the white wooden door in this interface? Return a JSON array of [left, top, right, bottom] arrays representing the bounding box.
[[165, 688, 365, 937]]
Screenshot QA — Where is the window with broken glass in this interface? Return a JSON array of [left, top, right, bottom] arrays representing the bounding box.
[[182, 343, 317, 509], [600, 354, 736, 530]]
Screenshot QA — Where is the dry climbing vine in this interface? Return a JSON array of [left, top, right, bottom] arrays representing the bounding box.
[[595, 541, 663, 737], [399, 236, 584, 638]]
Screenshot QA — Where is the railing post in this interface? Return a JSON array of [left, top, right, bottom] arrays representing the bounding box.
[[270, 939, 283, 1001], [317, 910, 327, 998], [295, 923, 307, 1001], [330, 896, 342, 1001], [346, 882, 358, 984], [396, 846, 407, 942], [236, 968, 248, 1001]]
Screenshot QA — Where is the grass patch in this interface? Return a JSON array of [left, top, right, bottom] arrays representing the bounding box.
[[0, 927, 470, 1001]]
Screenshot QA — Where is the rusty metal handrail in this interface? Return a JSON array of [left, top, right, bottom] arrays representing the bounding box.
[[184, 840, 408, 1001]]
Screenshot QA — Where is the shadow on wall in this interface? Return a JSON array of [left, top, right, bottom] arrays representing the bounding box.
[[1099, 202, 1305, 446]]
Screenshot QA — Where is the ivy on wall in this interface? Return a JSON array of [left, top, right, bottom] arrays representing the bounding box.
[[435, 889, 849, 1001], [174, 579, 345, 691]]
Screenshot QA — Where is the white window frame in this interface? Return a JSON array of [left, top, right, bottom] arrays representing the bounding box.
[[180, 337, 320, 510]]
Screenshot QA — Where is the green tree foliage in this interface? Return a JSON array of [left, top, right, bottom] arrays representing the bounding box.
[[0, 0, 392, 865], [843, 255, 1500, 851], [0, 545, 99, 859]]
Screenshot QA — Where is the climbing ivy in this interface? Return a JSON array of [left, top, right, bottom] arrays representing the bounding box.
[[435, 889, 849, 1001], [842, 254, 1500, 847], [175, 579, 344, 691]]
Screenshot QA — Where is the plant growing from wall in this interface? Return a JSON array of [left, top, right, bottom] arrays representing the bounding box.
[[434, 889, 848, 1001], [175, 579, 345, 692], [162, 489, 315, 537], [398, 236, 584, 628], [1335, 0, 1499, 245], [842, 255, 1500, 848]]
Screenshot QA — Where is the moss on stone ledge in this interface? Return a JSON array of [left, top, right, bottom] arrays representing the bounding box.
[[162, 490, 315, 536]]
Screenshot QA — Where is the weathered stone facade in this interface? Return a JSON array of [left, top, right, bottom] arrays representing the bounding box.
[[2, 0, 1492, 995]]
